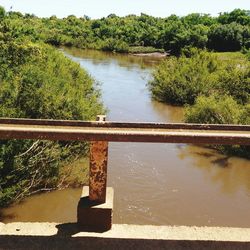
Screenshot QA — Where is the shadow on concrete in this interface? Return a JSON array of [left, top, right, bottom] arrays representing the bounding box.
[[56, 223, 81, 236], [56, 222, 109, 234], [0, 223, 249, 250], [0, 236, 249, 250]]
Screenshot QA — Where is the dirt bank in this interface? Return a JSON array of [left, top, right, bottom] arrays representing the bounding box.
[[132, 52, 168, 57]]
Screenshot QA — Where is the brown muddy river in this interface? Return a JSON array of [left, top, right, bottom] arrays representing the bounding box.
[[1, 48, 250, 227]]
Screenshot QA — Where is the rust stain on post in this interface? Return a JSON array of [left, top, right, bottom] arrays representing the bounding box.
[[89, 115, 108, 203]]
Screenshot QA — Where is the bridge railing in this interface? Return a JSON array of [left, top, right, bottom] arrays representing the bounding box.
[[0, 116, 250, 230]]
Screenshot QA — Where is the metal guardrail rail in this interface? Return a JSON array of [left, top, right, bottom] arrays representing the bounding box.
[[0, 117, 250, 145], [0, 116, 250, 229]]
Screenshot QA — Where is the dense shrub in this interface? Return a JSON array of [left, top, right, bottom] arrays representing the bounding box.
[[184, 94, 243, 124], [241, 103, 250, 124], [216, 60, 250, 104], [0, 41, 104, 206], [149, 49, 219, 105], [208, 23, 244, 52], [149, 49, 250, 105], [185, 95, 250, 158], [101, 38, 129, 53]]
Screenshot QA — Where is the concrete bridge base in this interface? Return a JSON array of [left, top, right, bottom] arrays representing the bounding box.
[[0, 222, 250, 249], [77, 187, 114, 232]]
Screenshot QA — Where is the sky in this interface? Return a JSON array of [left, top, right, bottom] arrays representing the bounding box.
[[0, 0, 249, 19]]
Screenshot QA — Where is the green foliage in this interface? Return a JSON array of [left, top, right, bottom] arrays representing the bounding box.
[[208, 23, 245, 51], [2, 6, 250, 55], [242, 48, 250, 60], [0, 41, 104, 206], [185, 95, 250, 158], [218, 9, 250, 26], [0, 6, 6, 19], [149, 49, 219, 105], [216, 60, 250, 104], [101, 38, 129, 53], [185, 94, 243, 124], [150, 48, 250, 159], [181, 13, 216, 26], [241, 103, 250, 124], [1, 5, 250, 203], [149, 49, 250, 105]]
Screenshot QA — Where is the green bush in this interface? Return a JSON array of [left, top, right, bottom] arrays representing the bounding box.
[[208, 23, 244, 52], [185, 94, 243, 124], [149, 49, 250, 105], [0, 6, 5, 20], [0, 41, 104, 206], [241, 103, 250, 124], [101, 38, 129, 53], [185, 94, 250, 158], [216, 60, 250, 104], [149, 49, 219, 105]]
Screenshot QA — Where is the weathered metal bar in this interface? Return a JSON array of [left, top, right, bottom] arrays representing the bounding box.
[[0, 124, 249, 145], [0, 118, 250, 131], [89, 115, 108, 203]]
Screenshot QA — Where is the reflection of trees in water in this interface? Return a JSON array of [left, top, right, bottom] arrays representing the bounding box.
[[0, 188, 82, 223], [151, 101, 184, 122], [62, 47, 163, 69], [178, 145, 250, 194]]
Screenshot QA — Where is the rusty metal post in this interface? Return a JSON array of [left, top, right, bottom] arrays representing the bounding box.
[[89, 115, 108, 203]]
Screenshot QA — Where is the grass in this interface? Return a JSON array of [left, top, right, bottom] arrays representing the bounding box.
[[213, 51, 247, 62], [59, 157, 89, 188]]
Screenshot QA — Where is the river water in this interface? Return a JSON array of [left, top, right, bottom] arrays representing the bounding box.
[[1, 48, 250, 227]]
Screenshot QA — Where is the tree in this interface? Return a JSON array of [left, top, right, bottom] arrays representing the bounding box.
[[0, 41, 104, 206], [149, 49, 219, 105], [218, 9, 250, 25], [208, 23, 244, 51], [0, 6, 6, 19]]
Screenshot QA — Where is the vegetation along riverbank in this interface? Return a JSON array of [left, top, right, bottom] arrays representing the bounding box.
[[1, 8, 250, 55], [149, 49, 250, 158], [0, 7, 105, 206], [0, 6, 249, 206]]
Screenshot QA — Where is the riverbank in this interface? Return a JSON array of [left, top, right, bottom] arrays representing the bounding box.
[[132, 52, 168, 58]]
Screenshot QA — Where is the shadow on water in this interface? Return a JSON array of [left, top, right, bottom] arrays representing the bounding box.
[[62, 47, 163, 69], [0, 188, 82, 223], [195, 151, 230, 168], [178, 145, 250, 194], [211, 156, 230, 168]]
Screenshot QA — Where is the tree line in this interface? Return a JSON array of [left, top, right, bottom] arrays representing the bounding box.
[[1, 7, 250, 54]]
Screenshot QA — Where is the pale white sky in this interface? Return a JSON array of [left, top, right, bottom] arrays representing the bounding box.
[[0, 0, 249, 19]]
